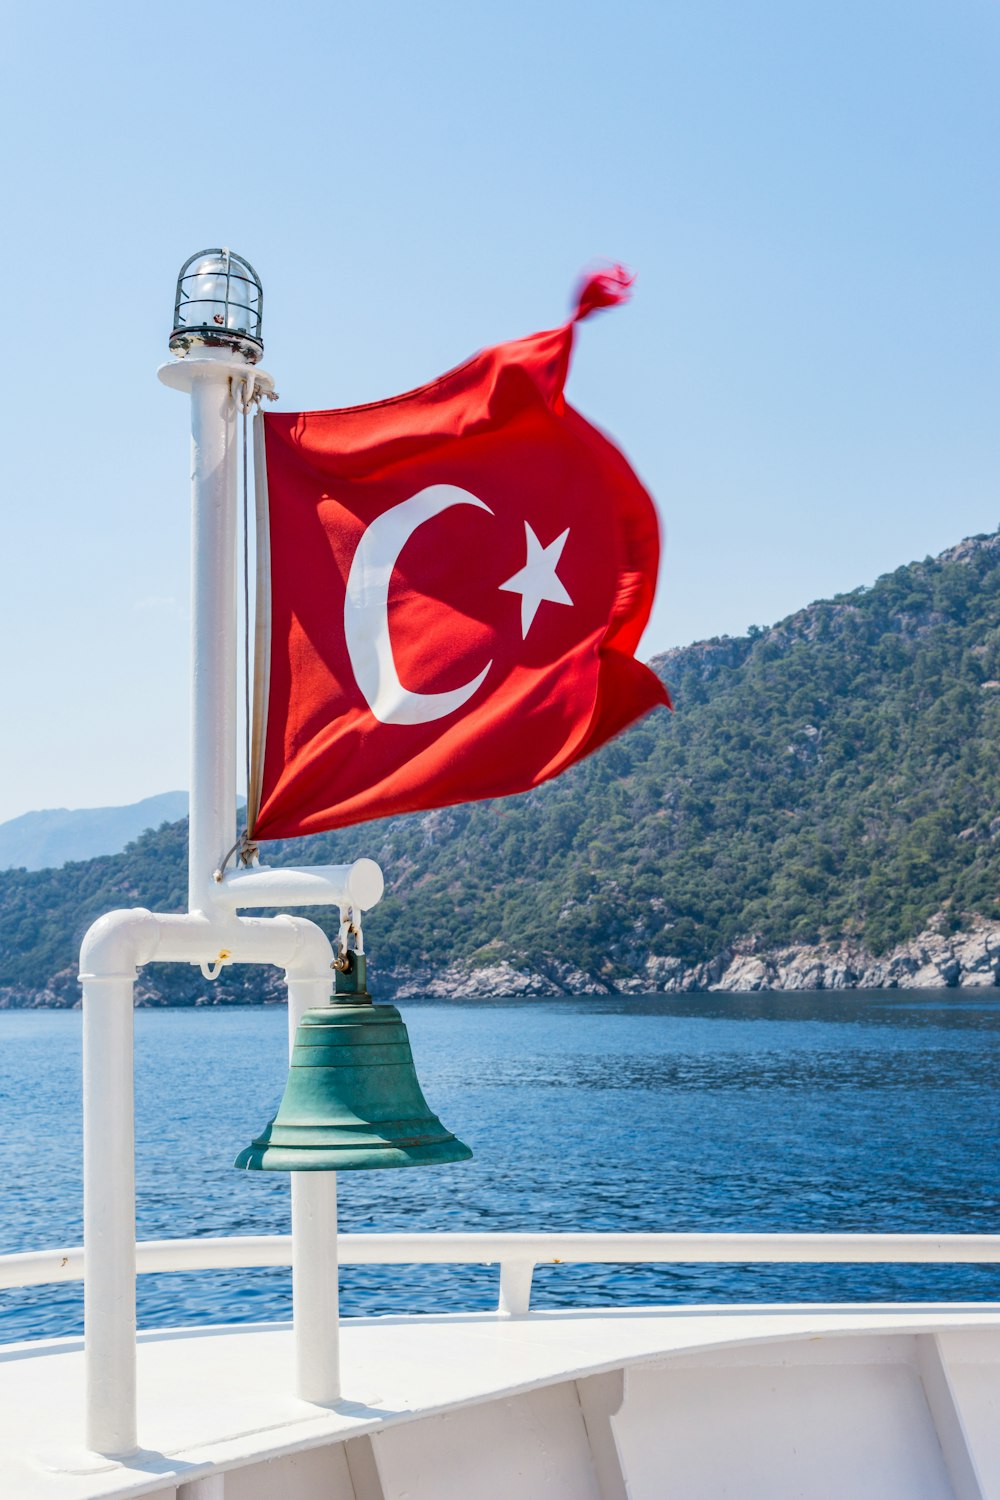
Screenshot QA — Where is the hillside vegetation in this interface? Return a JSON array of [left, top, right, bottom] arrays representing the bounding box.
[[3, 531, 1000, 1003]]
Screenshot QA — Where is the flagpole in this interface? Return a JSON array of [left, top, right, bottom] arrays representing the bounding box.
[[161, 264, 344, 1411], [162, 341, 342, 1405], [162, 273, 344, 1405], [185, 350, 240, 913]]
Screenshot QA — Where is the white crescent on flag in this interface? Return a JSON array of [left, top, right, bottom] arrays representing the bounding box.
[[344, 484, 494, 725]]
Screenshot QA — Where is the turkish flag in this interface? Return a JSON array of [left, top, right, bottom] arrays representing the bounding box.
[[251, 268, 669, 840]]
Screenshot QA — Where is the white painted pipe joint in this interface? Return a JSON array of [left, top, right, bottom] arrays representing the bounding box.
[[78, 906, 336, 1454], [215, 859, 384, 914], [79, 908, 338, 979]]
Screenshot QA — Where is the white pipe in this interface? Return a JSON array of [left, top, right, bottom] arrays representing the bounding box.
[[82, 975, 137, 1457], [287, 970, 341, 1405], [78, 907, 334, 1452], [157, 353, 276, 914], [292, 1176, 340, 1403], [188, 361, 240, 913], [327, 1231, 1000, 1265], [217, 859, 384, 914], [79, 907, 336, 977], [11, 1230, 1000, 1293], [81, 346, 250, 1456]]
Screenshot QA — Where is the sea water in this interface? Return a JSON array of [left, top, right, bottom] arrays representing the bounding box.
[[1, 991, 998, 1341]]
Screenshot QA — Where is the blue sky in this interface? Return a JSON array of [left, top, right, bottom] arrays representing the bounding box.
[[1, 0, 997, 822]]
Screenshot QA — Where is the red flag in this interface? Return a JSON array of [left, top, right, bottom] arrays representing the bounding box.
[[251, 269, 669, 840]]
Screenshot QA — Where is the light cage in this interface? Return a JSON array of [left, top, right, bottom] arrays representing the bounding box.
[[170, 248, 263, 362]]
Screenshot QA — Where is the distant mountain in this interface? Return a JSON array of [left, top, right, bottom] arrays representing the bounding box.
[[0, 792, 189, 871], [3, 531, 1000, 1004]]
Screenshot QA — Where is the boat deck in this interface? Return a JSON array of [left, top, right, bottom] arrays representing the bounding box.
[[3, 1303, 1000, 1500]]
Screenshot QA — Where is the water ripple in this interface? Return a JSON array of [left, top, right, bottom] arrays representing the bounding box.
[[1, 991, 998, 1340]]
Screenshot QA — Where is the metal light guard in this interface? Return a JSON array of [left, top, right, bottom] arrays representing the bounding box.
[[170, 247, 263, 362]]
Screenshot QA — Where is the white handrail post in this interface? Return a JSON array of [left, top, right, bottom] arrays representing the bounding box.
[[177, 1476, 226, 1499], [498, 1259, 534, 1317], [287, 969, 341, 1404], [82, 974, 137, 1456]]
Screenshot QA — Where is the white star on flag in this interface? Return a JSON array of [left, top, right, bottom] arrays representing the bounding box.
[[499, 522, 573, 638]]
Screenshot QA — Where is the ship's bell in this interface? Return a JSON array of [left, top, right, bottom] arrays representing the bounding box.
[[235, 955, 472, 1172]]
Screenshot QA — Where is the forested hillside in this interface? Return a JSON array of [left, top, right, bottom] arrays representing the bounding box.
[[3, 531, 1000, 1004]]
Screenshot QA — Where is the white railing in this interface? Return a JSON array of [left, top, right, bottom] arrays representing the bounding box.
[[2, 1231, 999, 1317]]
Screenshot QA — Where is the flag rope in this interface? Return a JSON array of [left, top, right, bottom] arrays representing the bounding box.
[[214, 373, 275, 883], [241, 396, 253, 861]]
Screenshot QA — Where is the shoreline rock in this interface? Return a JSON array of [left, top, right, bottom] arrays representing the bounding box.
[[2, 917, 998, 1008], [380, 916, 1000, 998], [637, 916, 1000, 994]]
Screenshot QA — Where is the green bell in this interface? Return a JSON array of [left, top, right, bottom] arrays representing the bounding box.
[[235, 954, 472, 1172]]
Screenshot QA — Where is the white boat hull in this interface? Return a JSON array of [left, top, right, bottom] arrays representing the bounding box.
[[3, 1304, 999, 1499]]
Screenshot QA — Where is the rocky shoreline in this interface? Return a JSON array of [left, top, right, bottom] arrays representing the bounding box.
[[387, 916, 1000, 998], [4, 917, 1000, 1007]]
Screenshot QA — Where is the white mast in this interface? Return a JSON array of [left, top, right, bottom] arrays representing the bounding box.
[[78, 251, 383, 1456], [171, 347, 242, 914]]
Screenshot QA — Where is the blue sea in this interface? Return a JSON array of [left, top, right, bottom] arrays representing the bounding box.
[[1, 992, 999, 1342]]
